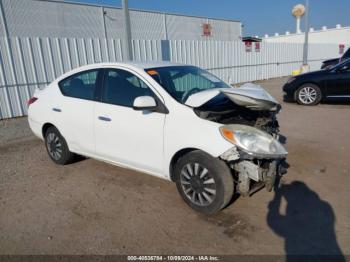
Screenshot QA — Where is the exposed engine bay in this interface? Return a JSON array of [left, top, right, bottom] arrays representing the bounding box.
[[192, 83, 281, 137], [194, 95, 280, 137], [188, 83, 286, 196]]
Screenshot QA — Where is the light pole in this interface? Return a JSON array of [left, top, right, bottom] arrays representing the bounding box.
[[301, 0, 310, 72], [122, 0, 133, 61]]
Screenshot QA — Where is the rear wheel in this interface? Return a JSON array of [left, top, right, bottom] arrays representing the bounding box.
[[44, 126, 74, 165], [174, 150, 234, 214], [295, 84, 322, 105]]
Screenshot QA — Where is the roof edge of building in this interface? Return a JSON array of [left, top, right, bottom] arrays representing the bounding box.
[[33, 0, 241, 23], [264, 25, 350, 39]]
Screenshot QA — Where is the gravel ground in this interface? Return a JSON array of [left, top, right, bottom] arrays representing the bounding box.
[[0, 77, 349, 256]]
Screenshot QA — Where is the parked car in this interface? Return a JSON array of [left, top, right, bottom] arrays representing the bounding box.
[[283, 59, 350, 105], [321, 47, 350, 69], [28, 62, 287, 214]]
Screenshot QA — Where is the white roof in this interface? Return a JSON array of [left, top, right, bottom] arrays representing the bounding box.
[[53, 61, 188, 83], [81, 61, 187, 70], [125, 61, 187, 69]]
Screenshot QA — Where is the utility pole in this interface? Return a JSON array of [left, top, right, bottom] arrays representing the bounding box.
[[301, 0, 310, 72], [122, 0, 133, 61]]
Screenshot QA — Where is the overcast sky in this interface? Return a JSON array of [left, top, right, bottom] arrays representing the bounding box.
[[66, 0, 350, 37]]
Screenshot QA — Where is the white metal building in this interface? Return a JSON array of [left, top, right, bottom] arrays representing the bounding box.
[[0, 0, 242, 41], [263, 25, 350, 44]]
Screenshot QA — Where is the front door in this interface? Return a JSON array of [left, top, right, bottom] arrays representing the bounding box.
[[326, 61, 350, 98], [94, 68, 166, 176]]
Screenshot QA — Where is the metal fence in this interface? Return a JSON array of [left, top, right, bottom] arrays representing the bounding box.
[[0, 36, 343, 120]]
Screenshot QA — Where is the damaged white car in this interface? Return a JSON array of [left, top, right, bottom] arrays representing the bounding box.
[[28, 62, 287, 214]]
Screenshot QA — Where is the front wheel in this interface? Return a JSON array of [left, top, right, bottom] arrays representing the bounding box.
[[174, 151, 234, 214], [295, 84, 322, 106]]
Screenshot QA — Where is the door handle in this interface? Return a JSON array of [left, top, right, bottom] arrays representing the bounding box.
[[52, 108, 61, 112], [98, 116, 111, 122]]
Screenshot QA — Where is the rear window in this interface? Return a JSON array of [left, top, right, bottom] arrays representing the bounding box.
[[59, 70, 99, 100]]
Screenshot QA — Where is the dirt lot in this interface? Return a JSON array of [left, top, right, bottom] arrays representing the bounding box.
[[0, 77, 349, 256]]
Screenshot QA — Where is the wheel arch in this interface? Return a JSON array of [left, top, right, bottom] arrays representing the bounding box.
[[42, 122, 55, 138], [169, 148, 200, 182]]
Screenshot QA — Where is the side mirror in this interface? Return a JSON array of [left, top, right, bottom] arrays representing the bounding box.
[[337, 66, 349, 73], [133, 96, 157, 111]]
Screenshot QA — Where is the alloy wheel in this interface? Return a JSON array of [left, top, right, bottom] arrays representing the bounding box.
[[180, 163, 216, 206], [298, 86, 317, 104], [46, 132, 63, 160]]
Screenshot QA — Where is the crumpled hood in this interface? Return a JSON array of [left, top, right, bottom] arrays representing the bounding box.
[[185, 83, 280, 111]]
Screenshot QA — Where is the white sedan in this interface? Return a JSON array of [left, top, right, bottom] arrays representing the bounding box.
[[28, 62, 287, 214]]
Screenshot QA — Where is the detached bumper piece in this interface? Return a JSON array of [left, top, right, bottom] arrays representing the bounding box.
[[233, 160, 280, 197]]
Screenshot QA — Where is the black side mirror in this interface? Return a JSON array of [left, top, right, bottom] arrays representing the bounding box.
[[337, 66, 350, 73]]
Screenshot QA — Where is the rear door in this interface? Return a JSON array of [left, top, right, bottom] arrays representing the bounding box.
[[94, 68, 166, 175], [57, 69, 102, 155]]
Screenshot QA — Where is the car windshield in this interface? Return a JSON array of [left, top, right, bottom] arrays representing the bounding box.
[[329, 58, 350, 70], [342, 48, 350, 59], [145, 66, 231, 103]]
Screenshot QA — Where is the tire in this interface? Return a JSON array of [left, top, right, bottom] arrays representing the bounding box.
[[174, 150, 234, 214], [44, 126, 74, 165], [295, 83, 322, 106]]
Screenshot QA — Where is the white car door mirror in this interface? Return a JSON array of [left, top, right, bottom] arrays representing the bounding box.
[[133, 96, 157, 111]]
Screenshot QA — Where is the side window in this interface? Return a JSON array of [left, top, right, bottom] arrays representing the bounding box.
[[102, 69, 154, 107], [59, 70, 99, 100]]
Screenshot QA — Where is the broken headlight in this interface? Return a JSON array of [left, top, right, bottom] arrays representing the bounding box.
[[220, 124, 288, 158]]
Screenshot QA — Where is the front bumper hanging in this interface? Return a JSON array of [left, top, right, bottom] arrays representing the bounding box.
[[233, 160, 281, 196]]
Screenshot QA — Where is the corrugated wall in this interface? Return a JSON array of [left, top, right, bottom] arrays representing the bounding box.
[[0, 0, 241, 41], [0, 37, 125, 119], [2, 0, 104, 38], [170, 40, 342, 83], [0, 36, 342, 120]]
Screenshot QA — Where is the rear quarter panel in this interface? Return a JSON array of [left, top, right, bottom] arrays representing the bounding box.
[[28, 83, 67, 140]]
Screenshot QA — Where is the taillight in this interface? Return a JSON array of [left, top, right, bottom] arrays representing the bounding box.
[[27, 97, 38, 107]]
